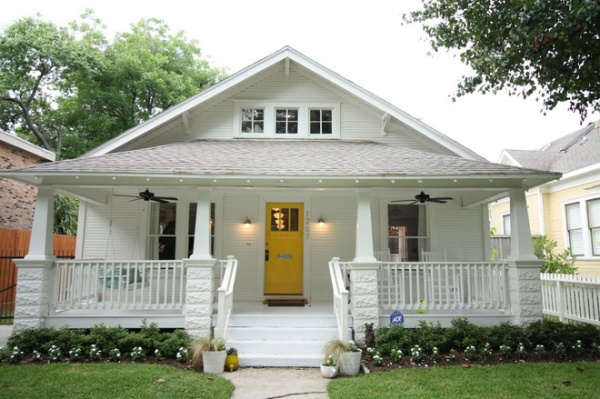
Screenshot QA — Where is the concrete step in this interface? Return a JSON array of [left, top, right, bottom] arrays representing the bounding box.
[[221, 309, 351, 367]]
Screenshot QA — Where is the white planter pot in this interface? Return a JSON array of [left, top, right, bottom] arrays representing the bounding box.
[[320, 364, 338, 379], [339, 350, 362, 376], [202, 350, 226, 374]]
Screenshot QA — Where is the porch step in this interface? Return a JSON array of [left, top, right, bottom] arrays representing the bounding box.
[[220, 303, 352, 367]]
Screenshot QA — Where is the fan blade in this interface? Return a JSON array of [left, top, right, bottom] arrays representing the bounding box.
[[114, 194, 139, 199], [154, 196, 178, 201], [391, 199, 415, 202], [151, 198, 169, 204], [430, 197, 453, 201], [428, 199, 448, 204]]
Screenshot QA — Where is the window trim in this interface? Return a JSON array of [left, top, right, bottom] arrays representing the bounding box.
[[563, 195, 600, 258], [233, 101, 340, 138]]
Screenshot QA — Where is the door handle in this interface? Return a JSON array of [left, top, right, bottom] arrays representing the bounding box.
[[265, 249, 269, 261]]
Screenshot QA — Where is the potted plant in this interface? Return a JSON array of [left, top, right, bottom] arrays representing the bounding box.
[[225, 347, 239, 372], [320, 355, 338, 378], [324, 339, 362, 376], [190, 336, 227, 374]]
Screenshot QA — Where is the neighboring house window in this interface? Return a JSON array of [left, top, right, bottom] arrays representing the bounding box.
[[388, 204, 426, 262], [502, 214, 511, 235], [234, 101, 340, 138], [588, 199, 600, 256], [309, 109, 333, 134], [241, 108, 264, 133], [275, 109, 298, 134], [565, 202, 584, 256]]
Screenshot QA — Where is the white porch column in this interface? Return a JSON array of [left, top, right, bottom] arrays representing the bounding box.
[[507, 188, 543, 325], [25, 186, 56, 261], [350, 189, 378, 344], [11, 186, 56, 331], [183, 258, 218, 338], [353, 188, 376, 263], [508, 188, 536, 261], [189, 188, 213, 261]]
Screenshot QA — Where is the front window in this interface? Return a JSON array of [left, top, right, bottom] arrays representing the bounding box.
[[310, 109, 333, 134], [387, 204, 426, 261], [241, 108, 264, 133], [148, 202, 215, 260]]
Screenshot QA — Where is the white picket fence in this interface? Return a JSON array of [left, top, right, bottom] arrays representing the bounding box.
[[541, 273, 600, 326]]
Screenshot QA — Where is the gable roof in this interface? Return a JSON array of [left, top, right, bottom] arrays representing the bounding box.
[[501, 120, 600, 173], [84, 46, 485, 161]]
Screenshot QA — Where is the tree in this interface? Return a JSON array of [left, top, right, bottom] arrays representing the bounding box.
[[533, 235, 577, 274], [0, 11, 226, 159], [0, 16, 87, 153], [403, 0, 600, 121]]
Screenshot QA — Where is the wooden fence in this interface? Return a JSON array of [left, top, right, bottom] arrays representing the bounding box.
[[0, 228, 76, 324], [541, 273, 600, 326]]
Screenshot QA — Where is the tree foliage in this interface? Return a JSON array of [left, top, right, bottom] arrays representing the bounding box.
[[403, 0, 600, 121], [0, 11, 226, 159], [533, 235, 577, 274]]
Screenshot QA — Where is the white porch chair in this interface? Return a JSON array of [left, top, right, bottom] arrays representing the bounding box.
[[374, 249, 391, 262], [421, 249, 461, 306]]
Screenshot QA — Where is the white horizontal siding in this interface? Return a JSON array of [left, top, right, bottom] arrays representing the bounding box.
[[309, 192, 357, 301], [221, 194, 261, 301], [80, 197, 144, 260], [431, 204, 486, 261], [127, 61, 438, 151]]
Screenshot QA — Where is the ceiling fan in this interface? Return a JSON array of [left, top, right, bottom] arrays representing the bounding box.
[[116, 188, 178, 204], [392, 191, 453, 205]]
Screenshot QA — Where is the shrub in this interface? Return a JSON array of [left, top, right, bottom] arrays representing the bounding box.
[[533, 235, 577, 274], [156, 330, 192, 358]]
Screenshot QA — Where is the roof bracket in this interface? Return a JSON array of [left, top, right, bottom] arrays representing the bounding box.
[[285, 58, 290, 80], [381, 113, 391, 136], [182, 111, 190, 135]]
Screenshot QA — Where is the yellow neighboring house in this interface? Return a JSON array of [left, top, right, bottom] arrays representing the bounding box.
[[490, 120, 600, 275]]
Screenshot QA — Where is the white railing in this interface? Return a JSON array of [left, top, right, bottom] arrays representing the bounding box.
[[541, 273, 600, 326], [214, 256, 239, 339], [328, 257, 349, 341], [52, 260, 185, 312], [378, 261, 510, 311]]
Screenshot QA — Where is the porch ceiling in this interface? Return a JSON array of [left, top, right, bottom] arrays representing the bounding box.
[[1, 139, 560, 205]]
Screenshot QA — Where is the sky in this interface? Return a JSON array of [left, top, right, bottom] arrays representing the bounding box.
[[2, 0, 597, 162]]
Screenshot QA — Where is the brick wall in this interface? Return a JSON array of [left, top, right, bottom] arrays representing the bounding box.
[[0, 143, 48, 230]]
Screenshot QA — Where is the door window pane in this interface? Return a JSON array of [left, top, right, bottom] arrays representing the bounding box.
[[270, 207, 300, 232]]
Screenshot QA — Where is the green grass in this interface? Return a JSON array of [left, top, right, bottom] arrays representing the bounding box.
[[0, 363, 234, 399], [328, 362, 600, 399]]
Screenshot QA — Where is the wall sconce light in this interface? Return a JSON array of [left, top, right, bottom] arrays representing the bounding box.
[[243, 217, 252, 226], [318, 217, 325, 226]]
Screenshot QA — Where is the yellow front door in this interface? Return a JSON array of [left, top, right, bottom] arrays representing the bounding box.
[[265, 203, 304, 295]]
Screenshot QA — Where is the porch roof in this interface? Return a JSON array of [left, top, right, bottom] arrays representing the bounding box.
[[1, 140, 561, 204]]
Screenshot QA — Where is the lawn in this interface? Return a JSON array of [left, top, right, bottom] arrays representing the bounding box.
[[0, 363, 234, 399], [328, 362, 600, 399]]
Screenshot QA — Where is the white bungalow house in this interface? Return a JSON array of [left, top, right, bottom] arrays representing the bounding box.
[[1, 47, 560, 366]]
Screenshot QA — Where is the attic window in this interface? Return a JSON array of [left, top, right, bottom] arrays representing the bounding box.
[[234, 101, 340, 138], [241, 108, 264, 133]]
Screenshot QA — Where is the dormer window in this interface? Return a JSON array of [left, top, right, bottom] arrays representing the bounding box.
[[242, 108, 264, 133], [234, 101, 340, 138], [310, 109, 333, 135], [275, 109, 298, 134]]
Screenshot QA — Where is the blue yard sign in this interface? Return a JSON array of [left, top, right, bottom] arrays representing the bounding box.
[[390, 310, 404, 325]]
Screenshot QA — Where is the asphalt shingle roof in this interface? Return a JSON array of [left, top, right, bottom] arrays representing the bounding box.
[[505, 121, 600, 173], [11, 139, 552, 178]]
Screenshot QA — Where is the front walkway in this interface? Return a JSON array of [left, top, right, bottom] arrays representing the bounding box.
[[223, 368, 330, 399]]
